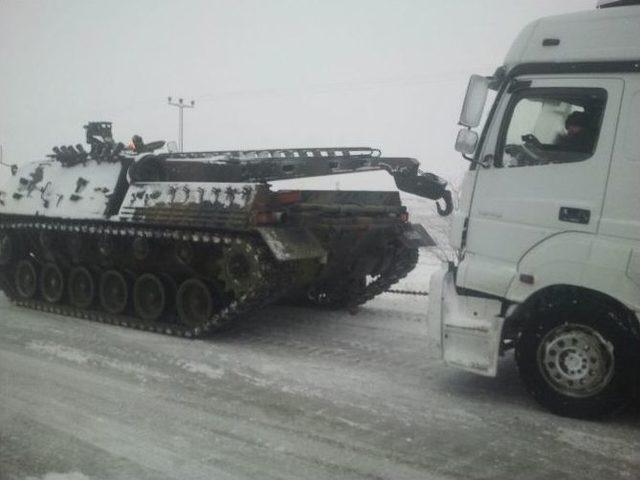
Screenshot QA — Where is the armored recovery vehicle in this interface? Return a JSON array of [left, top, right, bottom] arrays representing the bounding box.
[[0, 122, 452, 337]]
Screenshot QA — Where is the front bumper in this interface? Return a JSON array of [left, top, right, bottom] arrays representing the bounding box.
[[427, 263, 505, 377]]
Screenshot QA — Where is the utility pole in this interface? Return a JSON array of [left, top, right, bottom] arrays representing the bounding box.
[[167, 97, 195, 152]]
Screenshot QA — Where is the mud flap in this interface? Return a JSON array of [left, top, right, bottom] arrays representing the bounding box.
[[402, 223, 436, 248], [257, 227, 327, 262], [439, 271, 504, 377]]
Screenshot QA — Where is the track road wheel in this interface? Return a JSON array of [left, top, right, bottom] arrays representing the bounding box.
[[176, 278, 213, 328], [100, 270, 129, 315], [41, 263, 64, 303], [0, 233, 13, 266], [69, 266, 95, 309], [15, 259, 37, 299], [516, 296, 638, 418], [133, 273, 166, 321]]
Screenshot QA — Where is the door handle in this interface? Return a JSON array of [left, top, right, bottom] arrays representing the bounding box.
[[559, 207, 590, 225]]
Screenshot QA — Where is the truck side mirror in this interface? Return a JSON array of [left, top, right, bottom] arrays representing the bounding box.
[[459, 75, 490, 128], [455, 128, 479, 155]]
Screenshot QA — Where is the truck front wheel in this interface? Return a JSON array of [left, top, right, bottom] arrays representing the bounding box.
[[515, 296, 637, 418]]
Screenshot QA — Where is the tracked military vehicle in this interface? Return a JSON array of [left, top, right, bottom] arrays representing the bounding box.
[[0, 122, 451, 337]]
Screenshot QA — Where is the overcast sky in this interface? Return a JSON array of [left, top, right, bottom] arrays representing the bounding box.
[[0, 0, 594, 188]]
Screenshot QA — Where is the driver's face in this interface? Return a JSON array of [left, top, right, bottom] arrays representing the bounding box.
[[566, 124, 584, 136]]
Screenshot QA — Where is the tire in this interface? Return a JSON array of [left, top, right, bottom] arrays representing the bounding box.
[[515, 294, 638, 418]]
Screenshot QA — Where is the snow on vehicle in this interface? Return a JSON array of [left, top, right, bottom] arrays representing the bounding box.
[[0, 122, 451, 338], [428, 0, 640, 418]]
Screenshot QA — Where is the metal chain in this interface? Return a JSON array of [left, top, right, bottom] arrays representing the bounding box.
[[386, 288, 429, 296]]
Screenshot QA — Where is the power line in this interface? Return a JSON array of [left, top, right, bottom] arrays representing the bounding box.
[[193, 69, 488, 104], [99, 68, 495, 115]]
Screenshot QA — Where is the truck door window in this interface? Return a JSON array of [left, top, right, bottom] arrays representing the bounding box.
[[496, 88, 607, 168]]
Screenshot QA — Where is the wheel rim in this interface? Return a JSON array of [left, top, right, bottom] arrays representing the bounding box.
[[69, 267, 95, 309], [537, 323, 615, 398], [100, 270, 128, 314], [177, 279, 213, 327], [41, 263, 64, 303], [0, 233, 13, 266], [133, 274, 166, 321], [15, 260, 37, 299]]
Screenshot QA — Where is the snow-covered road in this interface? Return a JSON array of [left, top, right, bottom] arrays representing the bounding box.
[[1, 250, 638, 480]]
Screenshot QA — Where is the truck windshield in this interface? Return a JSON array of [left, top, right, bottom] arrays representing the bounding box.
[[497, 88, 607, 168]]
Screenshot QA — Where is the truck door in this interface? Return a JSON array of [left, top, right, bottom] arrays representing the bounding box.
[[459, 77, 624, 295]]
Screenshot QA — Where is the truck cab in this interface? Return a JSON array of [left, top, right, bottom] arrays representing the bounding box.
[[428, 0, 640, 418]]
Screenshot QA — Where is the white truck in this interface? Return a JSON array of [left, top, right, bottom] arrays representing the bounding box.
[[428, 0, 640, 418]]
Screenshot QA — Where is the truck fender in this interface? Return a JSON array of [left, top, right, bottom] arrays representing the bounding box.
[[506, 232, 640, 315]]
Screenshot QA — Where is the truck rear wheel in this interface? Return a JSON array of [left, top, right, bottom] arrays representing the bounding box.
[[515, 296, 637, 418]]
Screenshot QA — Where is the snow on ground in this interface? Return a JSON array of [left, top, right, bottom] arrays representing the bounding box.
[[1, 198, 639, 480], [24, 474, 92, 480]]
